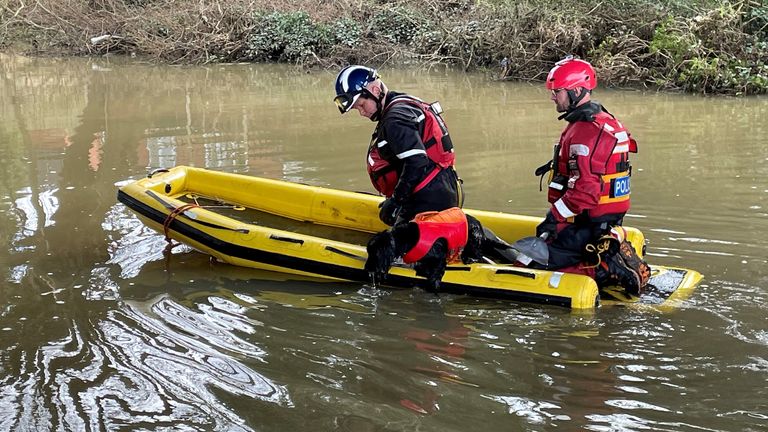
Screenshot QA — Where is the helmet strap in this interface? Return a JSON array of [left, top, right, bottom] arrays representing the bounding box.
[[365, 83, 386, 122], [566, 88, 590, 112]]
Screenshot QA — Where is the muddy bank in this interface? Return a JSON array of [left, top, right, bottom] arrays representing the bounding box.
[[1, 0, 765, 94]]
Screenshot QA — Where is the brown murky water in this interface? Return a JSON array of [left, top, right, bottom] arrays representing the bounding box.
[[1, 55, 766, 431]]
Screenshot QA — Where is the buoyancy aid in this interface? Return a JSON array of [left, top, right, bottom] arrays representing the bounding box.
[[402, 207, 468, 264], [547, 106, 638, 219], [367, 95, 456, 197]]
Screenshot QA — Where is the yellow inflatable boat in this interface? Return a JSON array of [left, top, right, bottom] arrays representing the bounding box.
[[116, 166, 702, 309]]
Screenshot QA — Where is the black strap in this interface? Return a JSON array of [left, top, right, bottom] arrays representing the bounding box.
[[534, 160, 552, 177], [534, 160, 552, 192]]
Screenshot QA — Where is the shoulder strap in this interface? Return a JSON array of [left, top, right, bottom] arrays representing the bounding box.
[[384, 94, 427, 112]]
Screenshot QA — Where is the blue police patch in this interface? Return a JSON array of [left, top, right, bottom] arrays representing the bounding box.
[[612, 176, 630, 197]]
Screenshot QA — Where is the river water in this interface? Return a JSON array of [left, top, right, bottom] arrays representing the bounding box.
[[0, 55, 766, 431]]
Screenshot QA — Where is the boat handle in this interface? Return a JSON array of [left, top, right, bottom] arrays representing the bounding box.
[[269, 235, 304, 245], [148, 168, 170, 178], [324, 245, 365, 261], [494, 268, 537, 279]]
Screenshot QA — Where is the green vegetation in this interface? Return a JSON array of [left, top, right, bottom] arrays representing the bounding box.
[[647, 4, 768, 94], [244, 11, 331, 62], [0, 0, 765, 94]]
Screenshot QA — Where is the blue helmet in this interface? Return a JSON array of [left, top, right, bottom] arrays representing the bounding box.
[[333, 65, 379, 114]]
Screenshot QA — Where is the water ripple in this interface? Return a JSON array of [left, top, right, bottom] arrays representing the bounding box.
[[584, 413, 721, 432], [152, 296, 266, 358], [93, 302, 290, 428], [482, 395, 570, 424], [1, 297, 291, 431], [104, 203, 172, 279]]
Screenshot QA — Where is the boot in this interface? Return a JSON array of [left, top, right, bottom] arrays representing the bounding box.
[[617, 240, 651, 292], [592, 236, 649, 296]]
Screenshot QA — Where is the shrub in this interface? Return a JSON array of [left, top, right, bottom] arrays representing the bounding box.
[[244, 11, 332, 62], [329, 17, 362, 47], [367, 6, 432, 45], [648, 5, 767, 94]]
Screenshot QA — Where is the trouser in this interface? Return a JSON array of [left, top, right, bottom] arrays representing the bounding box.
[[531, 213, 625, 271]]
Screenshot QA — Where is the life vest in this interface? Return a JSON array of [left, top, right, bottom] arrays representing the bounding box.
[[367, 95, 456, 197], [548, 110, 637, 218], [402, 207, 468, 264]]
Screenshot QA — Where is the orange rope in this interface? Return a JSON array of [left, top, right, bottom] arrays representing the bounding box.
[[162, 203, 200, 246]]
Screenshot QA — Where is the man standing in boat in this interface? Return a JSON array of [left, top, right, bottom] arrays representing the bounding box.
[[532, 56, 650, 295], [333, 65, 464, 226]]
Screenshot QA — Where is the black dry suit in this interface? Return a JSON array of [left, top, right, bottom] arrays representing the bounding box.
[[367, 91, 463, 221]]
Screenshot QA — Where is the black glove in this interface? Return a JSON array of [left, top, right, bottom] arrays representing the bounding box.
[[378, 197, 403, 226], [535, 210, 558, 240]]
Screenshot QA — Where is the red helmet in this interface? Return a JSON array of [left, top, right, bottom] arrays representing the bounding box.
[[546, 57, 596, 91]]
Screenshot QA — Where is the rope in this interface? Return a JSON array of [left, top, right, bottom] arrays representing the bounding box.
[[160, 197, 246, 268], [583, 238, 612, 269], [161, 196, 247, 255], [162, 203, 200, 249]]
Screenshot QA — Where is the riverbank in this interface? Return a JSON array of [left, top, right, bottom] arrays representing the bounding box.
[[1, 0, 766, 94]]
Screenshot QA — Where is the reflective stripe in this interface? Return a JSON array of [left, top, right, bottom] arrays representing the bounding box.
[[554, 198, 577, 218], [549, 182, 565, 191], [396, 149, 427, 159], [613, 143, 629, 154], [603, 123, 615, 132], [367, 155, 375, 166], [377, 140, 388, 148], [615, 131, 628, 142], [570, 144, 590, 156], [415, 113, 425, 122], [599, 194, 630, 204], [602, 171, 630, 181]]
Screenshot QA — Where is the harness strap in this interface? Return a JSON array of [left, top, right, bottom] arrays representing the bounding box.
[[413, 166, 441, 194]]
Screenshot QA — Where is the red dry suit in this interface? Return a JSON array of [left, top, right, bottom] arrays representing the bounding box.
[[547, 102, 637, 222]]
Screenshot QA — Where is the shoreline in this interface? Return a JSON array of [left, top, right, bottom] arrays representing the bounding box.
[[1, 0, 765, 95]]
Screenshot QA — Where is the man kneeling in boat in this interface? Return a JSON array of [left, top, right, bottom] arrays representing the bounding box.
[[333, 65, 464, 226], [528, 57, 651, 295]]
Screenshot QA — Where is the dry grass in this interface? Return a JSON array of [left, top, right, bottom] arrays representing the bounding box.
[[1, 0, 765, 93]]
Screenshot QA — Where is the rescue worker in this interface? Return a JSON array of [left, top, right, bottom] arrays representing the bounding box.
[[333, 65, 463, 226], [533, 56, 650, 294]]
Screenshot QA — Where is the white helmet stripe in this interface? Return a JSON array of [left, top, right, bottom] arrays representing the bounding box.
[[339, 67, 355, 93], [349, 93, 361, 110]]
